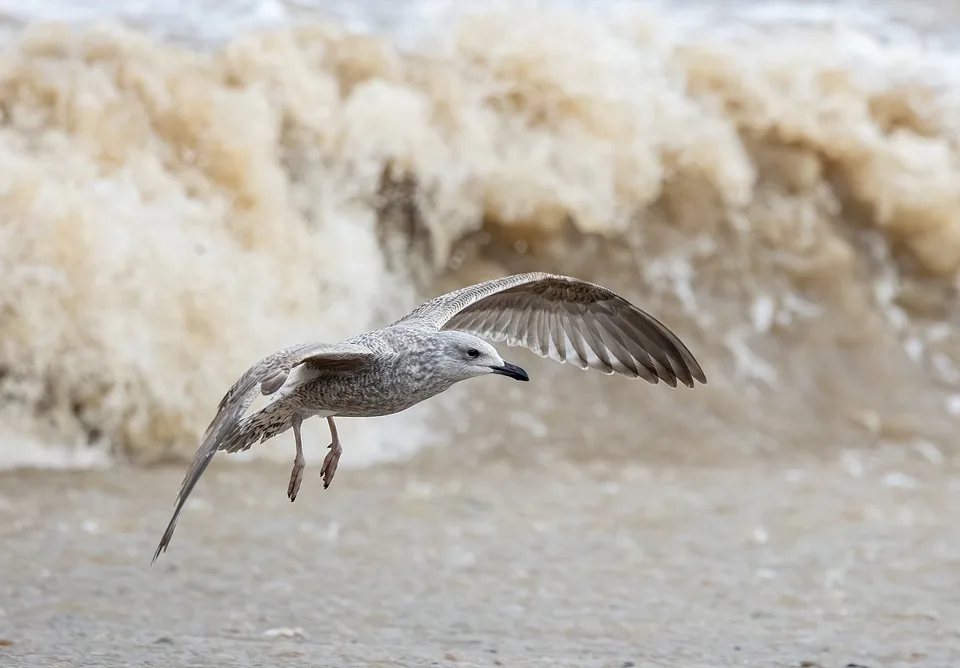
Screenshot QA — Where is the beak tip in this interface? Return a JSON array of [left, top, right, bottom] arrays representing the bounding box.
[[492, 362, 529, 382]]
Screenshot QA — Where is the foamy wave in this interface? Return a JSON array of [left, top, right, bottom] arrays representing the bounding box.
[[1, 5, 959, 469]]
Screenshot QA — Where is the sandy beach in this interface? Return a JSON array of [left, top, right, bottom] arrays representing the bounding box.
[[2, 443, 957, 668]]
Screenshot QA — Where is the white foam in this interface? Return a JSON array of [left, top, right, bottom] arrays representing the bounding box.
[[2, 2, 959, 469]]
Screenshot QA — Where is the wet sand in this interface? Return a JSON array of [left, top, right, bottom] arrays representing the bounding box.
[[2, 446, 958, 668]]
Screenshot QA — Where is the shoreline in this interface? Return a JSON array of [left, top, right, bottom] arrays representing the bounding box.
[[2, 449, 957, 667]]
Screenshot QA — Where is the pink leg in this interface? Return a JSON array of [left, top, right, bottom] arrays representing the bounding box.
[[320, 416, 342, 489], [287, 414, 305, 502]]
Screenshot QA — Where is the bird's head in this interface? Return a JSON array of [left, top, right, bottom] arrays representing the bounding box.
[[427, 331, 529, 384]]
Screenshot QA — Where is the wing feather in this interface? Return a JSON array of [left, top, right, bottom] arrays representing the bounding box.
[[151, 342, 376, 565], [399, 272, 706, 387]]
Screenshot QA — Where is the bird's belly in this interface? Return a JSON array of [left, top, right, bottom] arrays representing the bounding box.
[[328, 387, 440, 418], [296, 372, 451, 419]]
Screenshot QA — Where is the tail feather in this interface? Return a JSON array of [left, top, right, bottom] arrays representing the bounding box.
[[151, 339, 375, 566], [219, 403, 295, 454], [150, 344, 315, 566]]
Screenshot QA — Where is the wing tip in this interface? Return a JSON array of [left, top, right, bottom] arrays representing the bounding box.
[[687, 359, 708, 387], [150, 534, 170, 567], [680, 367, 707, 389], [633, 359, 707, 389], [150, 509, 181, 567]]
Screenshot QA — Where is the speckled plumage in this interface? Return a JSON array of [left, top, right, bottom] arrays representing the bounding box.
[[152, 272, 707, 564]]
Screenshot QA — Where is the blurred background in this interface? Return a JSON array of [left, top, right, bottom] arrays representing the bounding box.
[[1, 1, 959, 666]]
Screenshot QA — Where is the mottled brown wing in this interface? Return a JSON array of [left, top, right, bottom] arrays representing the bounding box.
[[151, 342, 375, 565], [402, 272, 706, 388]]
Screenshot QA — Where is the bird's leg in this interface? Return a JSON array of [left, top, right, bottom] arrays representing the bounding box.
[[320, 416, 342, 489], [287, 414, 306, 502]]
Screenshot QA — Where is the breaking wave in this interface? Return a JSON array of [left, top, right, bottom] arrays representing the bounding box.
[[1, 5, 959, 469]]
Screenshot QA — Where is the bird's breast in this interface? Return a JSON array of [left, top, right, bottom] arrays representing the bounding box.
[[294, 362, 449, 418]]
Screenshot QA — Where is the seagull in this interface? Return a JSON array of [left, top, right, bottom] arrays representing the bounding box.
[[151, 272, 706, 564]]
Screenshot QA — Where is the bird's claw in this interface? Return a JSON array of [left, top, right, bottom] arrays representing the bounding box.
[[287, 459, 305, 502], [319, 441, 342, 489]]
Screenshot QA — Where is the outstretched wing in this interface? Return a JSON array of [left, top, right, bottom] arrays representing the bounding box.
[[151, 342, 376, 565], [399, 272, 706, 387]]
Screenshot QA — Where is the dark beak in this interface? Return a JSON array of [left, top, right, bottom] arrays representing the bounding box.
[[491, 362, 529, 382]]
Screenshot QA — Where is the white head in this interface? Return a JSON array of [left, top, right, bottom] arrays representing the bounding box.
[[425, 331, 530, 385]]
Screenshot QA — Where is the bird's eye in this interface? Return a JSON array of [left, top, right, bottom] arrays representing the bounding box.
[[467, 348, 480, 358]]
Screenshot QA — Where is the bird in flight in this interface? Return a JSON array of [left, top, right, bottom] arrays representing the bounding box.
[[151, 272, 706, 564]]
